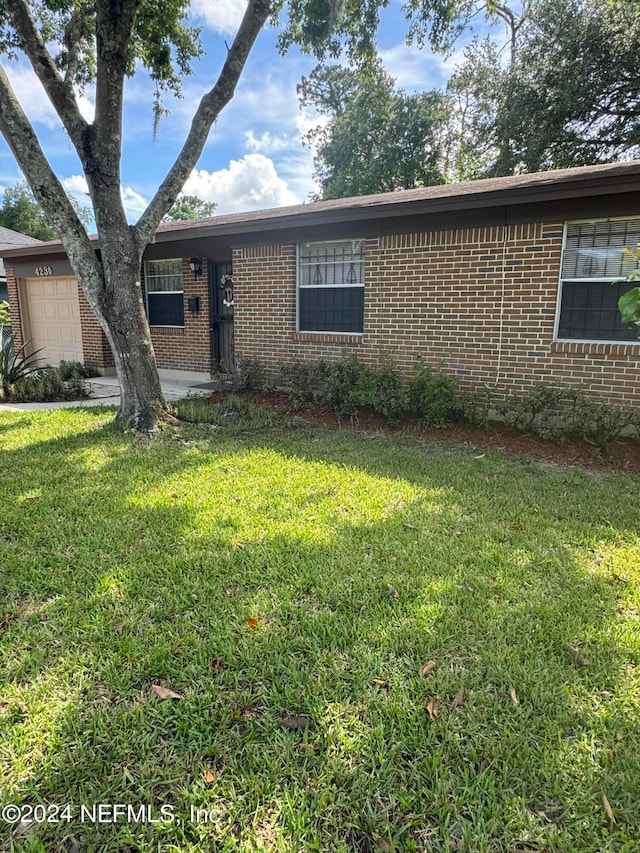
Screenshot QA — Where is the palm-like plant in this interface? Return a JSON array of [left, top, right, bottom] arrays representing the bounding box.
[[0, 335, 44, 396]]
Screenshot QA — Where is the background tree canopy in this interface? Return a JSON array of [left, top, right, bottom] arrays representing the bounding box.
[[299, 0, 640, 197]]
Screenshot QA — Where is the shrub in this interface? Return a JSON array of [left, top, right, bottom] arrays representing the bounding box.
[[568, 396, 639, 453], [497, 383, 585, 443], [0, 300, 10, 325], [7, 366, 90, 402], [408, 360, 462, 428], [232, 356, 266, 392], [314, 353, 362, 418], [356, 353, 408, 422], [277, 360, 317, 406], [57, 360, 101, 380], [0, 335, 44, 397]]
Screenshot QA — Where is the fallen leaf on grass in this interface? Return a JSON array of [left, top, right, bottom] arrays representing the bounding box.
[[402, 522, 417, 530], [247, 617, 259, 629], [225, 588, 234, 597], [235, 542, 246, 550], [426, 697, 440, 720], [616, 731, 624, 742], [474, 453, 486, 459], [281, 714, 311, 730], [376, 836, 392, 852], [299, 743, 318, 752], [387, 584, 399, 599], [565, 643, 590, 667], [602, 794, 616, 830], [151, 684, 183, 700], [420, 660, 436, 677], [204, 769, 215, 785], [510, 688, 519, 707], [450, 687, 466, 709], [1, 613, 10, 630], [211, 659, 223, 670], [478, 756, 490, 775], [369, 678, 391, 691]]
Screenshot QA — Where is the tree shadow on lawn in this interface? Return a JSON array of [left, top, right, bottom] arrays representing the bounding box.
[[0, 417, 639, 852]]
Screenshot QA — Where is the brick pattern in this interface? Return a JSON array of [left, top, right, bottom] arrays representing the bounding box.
[[233, 225, 640, 406], [77, 287, 114, 368], [5, 268, 22, 350], [147, 258, 212, 372]]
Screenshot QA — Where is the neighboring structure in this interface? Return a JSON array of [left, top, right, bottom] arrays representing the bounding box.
[[3, 161, 640, 404], [0, 225, 41, 304]]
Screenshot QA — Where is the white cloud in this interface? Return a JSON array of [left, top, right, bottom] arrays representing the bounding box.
[[6, 62, 94, 126], [61, 175, 149, 220], [182, 154, 297, 213], [244, 130, 296, 156], [379, 43, 465, 91], [189, 0, 248, 35]]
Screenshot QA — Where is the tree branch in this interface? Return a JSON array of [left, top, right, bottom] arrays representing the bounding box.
[[134, 0, 272, 247], [6, 0, 89, 151], [0, 64, 103, 301]]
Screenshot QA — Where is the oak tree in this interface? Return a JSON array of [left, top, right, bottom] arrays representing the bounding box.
[[0, 0, 274, 431]]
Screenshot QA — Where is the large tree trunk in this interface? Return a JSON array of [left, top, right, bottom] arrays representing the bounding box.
[[92, 245, 166, 433]]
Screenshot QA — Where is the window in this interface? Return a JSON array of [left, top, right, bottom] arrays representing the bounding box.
[[298, 240, 364, 333], [557, 219, 639, 342], [144, 259, 184, 327]]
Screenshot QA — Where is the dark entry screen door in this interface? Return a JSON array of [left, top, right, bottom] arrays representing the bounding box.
[[209, 261, 234, 373]]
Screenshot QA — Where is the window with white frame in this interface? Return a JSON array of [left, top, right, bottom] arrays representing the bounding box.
[[557, 218, 640, 342], [298, 240, 364, 333], [144, 259, 184, 327]]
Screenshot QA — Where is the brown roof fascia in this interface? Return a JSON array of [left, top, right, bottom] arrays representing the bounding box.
[[3, 160, 640, 260]]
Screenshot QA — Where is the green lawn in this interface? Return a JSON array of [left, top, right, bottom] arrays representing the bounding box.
[[0, 406, 639, 852]]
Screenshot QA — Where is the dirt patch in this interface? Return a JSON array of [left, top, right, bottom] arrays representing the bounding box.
[[207, 391, 640, 475]]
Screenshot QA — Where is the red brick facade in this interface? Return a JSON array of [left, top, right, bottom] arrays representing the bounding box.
[[5, 218, 640, 405], [233, 223, 640, 406], [147, 258, 212, 373]]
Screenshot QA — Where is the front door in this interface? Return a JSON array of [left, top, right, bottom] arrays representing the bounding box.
[[209, 260, 234, 374]]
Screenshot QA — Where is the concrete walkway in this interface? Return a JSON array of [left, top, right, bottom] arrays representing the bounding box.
[[0, 374, 215, 412]]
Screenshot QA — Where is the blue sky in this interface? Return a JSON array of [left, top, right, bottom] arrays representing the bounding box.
[[0, 1, 498, 221]]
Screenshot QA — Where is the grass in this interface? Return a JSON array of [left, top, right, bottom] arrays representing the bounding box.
[[0, 403, 639, 852]]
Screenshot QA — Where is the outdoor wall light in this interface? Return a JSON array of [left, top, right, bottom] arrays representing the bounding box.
[[189, 257, 203, 278]]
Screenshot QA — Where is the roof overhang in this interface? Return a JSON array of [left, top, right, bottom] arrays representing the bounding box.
[[3, 160, 640, 261]]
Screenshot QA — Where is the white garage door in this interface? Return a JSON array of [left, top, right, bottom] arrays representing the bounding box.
[[26, 277, 84, 366]]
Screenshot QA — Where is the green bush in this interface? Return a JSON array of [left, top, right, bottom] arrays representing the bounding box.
[[568, 395, 639, 452], [498, 383, 576, 443], [277, 360, 317, 406], [498, 383, 639, 451], [0, 335, 44, 398], [7, 367, 90, 402], [57, 360, 101, 380], [0, 300, 10, 325], [233, 356, 266, 392], [408, 359, 462, 428]]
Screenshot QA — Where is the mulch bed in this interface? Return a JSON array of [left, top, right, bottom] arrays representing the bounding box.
[[209, 390, 640, 476]]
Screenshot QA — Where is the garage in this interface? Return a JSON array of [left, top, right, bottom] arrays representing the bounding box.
[[24, 277, 83, 366]]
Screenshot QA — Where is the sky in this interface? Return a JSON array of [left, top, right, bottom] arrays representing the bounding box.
[[0, 0, 497, 223]]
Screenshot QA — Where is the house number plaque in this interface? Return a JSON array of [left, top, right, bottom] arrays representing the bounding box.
[[34, 266, 54, 277]]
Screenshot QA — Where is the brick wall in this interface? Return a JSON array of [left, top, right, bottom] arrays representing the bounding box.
[[77, 287, 114, 369], [233, 224, 640, 406], [5, 268, 22, 350], [148, 258, 211, 372]]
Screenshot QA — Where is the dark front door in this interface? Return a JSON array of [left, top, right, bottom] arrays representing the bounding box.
[[209, 260, 234, 373]]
